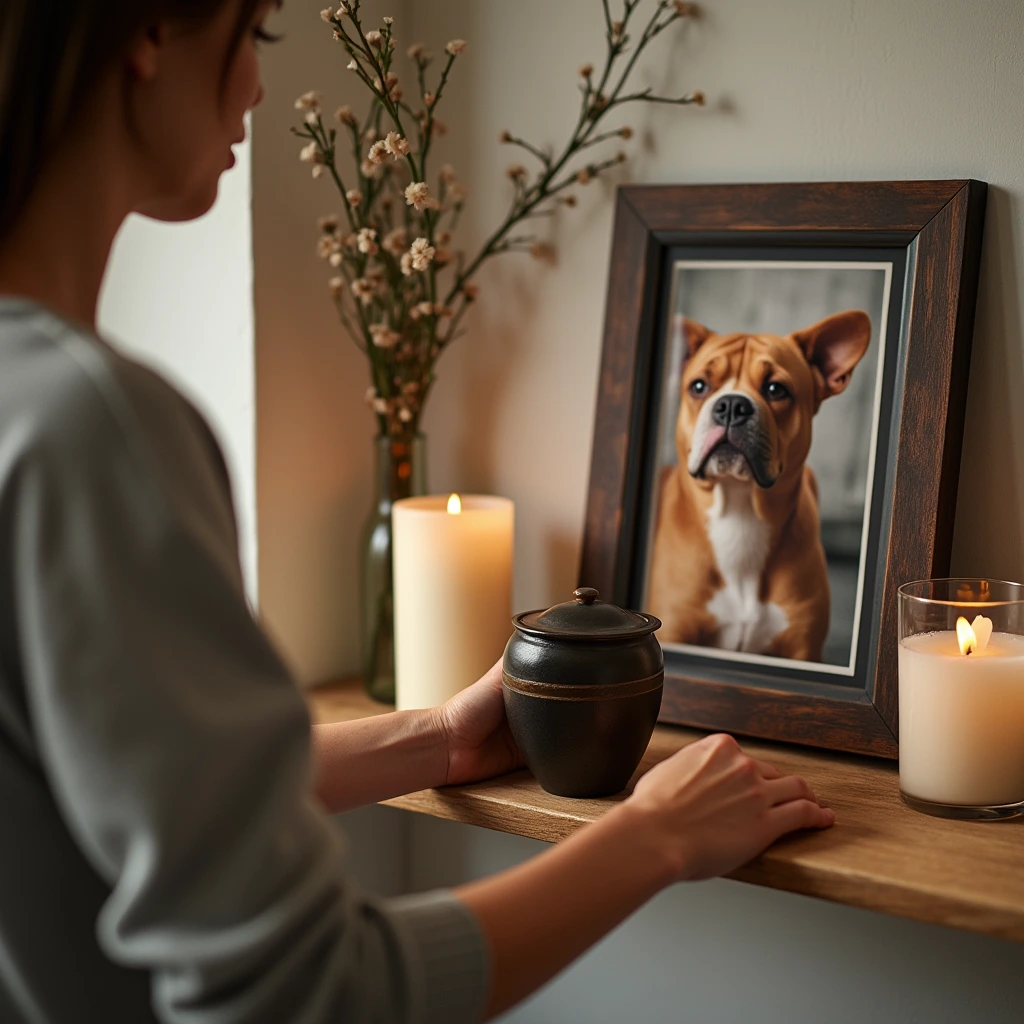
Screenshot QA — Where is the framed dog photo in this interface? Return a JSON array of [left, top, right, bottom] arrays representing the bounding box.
[[580, 181, 987, 758]]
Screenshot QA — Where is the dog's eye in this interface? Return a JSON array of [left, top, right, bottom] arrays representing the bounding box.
[[688, 379, 709, 398], [764, 381, 791, 402]]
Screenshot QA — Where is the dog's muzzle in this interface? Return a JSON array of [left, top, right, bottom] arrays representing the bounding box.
[[690, 390, 778, 488]]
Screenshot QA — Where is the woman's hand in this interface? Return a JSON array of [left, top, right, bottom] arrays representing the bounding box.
[[626, 731, 835, 882], [432, 659, 525, 787]]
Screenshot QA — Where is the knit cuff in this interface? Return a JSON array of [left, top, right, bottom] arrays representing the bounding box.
[[388, 889, 491, 1024]]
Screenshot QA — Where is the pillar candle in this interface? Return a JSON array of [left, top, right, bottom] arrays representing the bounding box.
[[392, 494, 514, 710], [899, 627, 1024, 806]]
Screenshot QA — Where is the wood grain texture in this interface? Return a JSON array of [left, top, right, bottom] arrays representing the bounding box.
[[582, 180, 988, 759], [309, 681, 1024, 942], [621, 180, 969, 234]]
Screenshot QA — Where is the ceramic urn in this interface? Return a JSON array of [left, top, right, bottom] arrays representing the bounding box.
[[502, 588, 664, 798]]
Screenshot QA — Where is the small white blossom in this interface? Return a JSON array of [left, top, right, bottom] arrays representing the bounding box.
[[367, 140, 389, 165], [335, 2, 350, 14], [316, 236, 335, 259], [347, 59, 359, 71], [407, 237, 435, 271], [335, 105, 357, 125], [404, 182, 430, 210], [295, 91, 321, 110], [398, 406, 413, 423], [445, 39, 467, 56], [311, 165, 325, 179], [299, 141, 322, 164], [305, 110, 319, 126], [329, 276, 345, 298], [345, 189, 362, 207], [366, 30, 383, 48], [357, 227, 378, 255], [341, 232, 358, 251], [407, 42, 425, 59], [317, 214, 339, 234], [328, 250, 343, 267], [369, 324, 401, 349], [360, 158, 381, 178], [383, 131, 409, 158], [383, 17, 394, 26], [321, 9, 333, 23], [433, 247, 453, 267], [372, 398, 388, 415], [364, 386, 378, 406], [351, 278, 375, 306], [399, 252, 414, 276]]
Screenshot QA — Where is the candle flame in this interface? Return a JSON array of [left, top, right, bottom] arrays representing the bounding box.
[[956, 616, 977, 656], [447, 493, 462, 515]]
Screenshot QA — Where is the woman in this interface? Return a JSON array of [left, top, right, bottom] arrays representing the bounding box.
[[0, 2, 834, 1022]]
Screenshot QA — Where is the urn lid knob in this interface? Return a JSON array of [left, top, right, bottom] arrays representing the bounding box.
[[573, 587, 599, 606]]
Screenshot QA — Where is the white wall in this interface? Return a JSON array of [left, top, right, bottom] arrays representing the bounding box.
[[252, 1, 1024, 1021], [98, 141, 257, 598]]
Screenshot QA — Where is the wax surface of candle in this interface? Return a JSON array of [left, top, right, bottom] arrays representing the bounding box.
[[899, 630, 1024, 806], [393, 495, 514, 710]]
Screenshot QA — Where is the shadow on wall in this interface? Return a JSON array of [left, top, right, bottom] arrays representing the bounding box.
[[254, 0, 400, 684], [952, 187, 1024, 583]]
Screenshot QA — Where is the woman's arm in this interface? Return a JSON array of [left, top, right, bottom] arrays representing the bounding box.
[[312, 660, 524, 813], [457, 732, 834, 1021], [311, 710, 448, 814]]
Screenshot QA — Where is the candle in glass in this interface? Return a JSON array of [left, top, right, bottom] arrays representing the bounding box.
[[392, 494, 514, 710], [898, 579, 1024, 819]]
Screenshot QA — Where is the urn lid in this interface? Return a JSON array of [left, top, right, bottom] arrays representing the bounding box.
[[513, 588, 661, 641]]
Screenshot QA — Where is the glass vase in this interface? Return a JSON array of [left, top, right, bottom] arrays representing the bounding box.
[[361, 434, 427, 703]]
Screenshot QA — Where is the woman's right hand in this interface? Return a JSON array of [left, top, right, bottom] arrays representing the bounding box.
[[625, 732, 835, 883]]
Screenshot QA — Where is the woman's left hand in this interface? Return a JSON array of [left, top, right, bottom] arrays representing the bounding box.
[[433, 659, 525, 786]]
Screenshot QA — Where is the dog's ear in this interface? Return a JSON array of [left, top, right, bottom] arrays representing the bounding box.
[[679, 316, 714, 358], [792, 310, 871, 401]]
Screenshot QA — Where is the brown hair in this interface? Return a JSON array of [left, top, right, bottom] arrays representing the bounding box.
[[0, 0, 263, 239]]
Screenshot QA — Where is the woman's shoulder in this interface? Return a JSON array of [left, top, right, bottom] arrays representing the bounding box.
[[0, 299, 237, 539]]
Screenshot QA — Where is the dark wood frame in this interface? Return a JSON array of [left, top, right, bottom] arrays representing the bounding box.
[[580, 180, 987, 758]]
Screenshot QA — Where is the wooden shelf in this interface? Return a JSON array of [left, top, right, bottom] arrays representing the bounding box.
[[308, 680, 1024, 943]]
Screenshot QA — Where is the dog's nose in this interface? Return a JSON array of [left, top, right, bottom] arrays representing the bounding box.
[[712, 394, 755, 427]]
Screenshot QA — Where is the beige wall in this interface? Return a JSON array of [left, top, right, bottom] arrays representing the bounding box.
[[255, 0, 1024, 683], [250, 2, 1024, 1020], [253, 3, 392, 681]]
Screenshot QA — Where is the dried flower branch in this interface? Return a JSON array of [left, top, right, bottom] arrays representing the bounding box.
[[295, 0, 703, 438]]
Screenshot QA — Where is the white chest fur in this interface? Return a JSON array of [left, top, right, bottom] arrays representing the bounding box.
[[705, 482, 789, 653]]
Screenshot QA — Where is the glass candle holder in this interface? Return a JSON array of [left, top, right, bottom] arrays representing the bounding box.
[[898, 579, 1024, 819]]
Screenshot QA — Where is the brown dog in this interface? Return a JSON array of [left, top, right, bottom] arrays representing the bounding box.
[[646, 310, 872, 662]]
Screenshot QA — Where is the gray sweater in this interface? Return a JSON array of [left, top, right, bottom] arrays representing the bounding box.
[[0, 299, 489, 1024]]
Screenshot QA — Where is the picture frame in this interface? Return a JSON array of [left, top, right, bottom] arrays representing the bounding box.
[[580, 180, 987, 758]]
